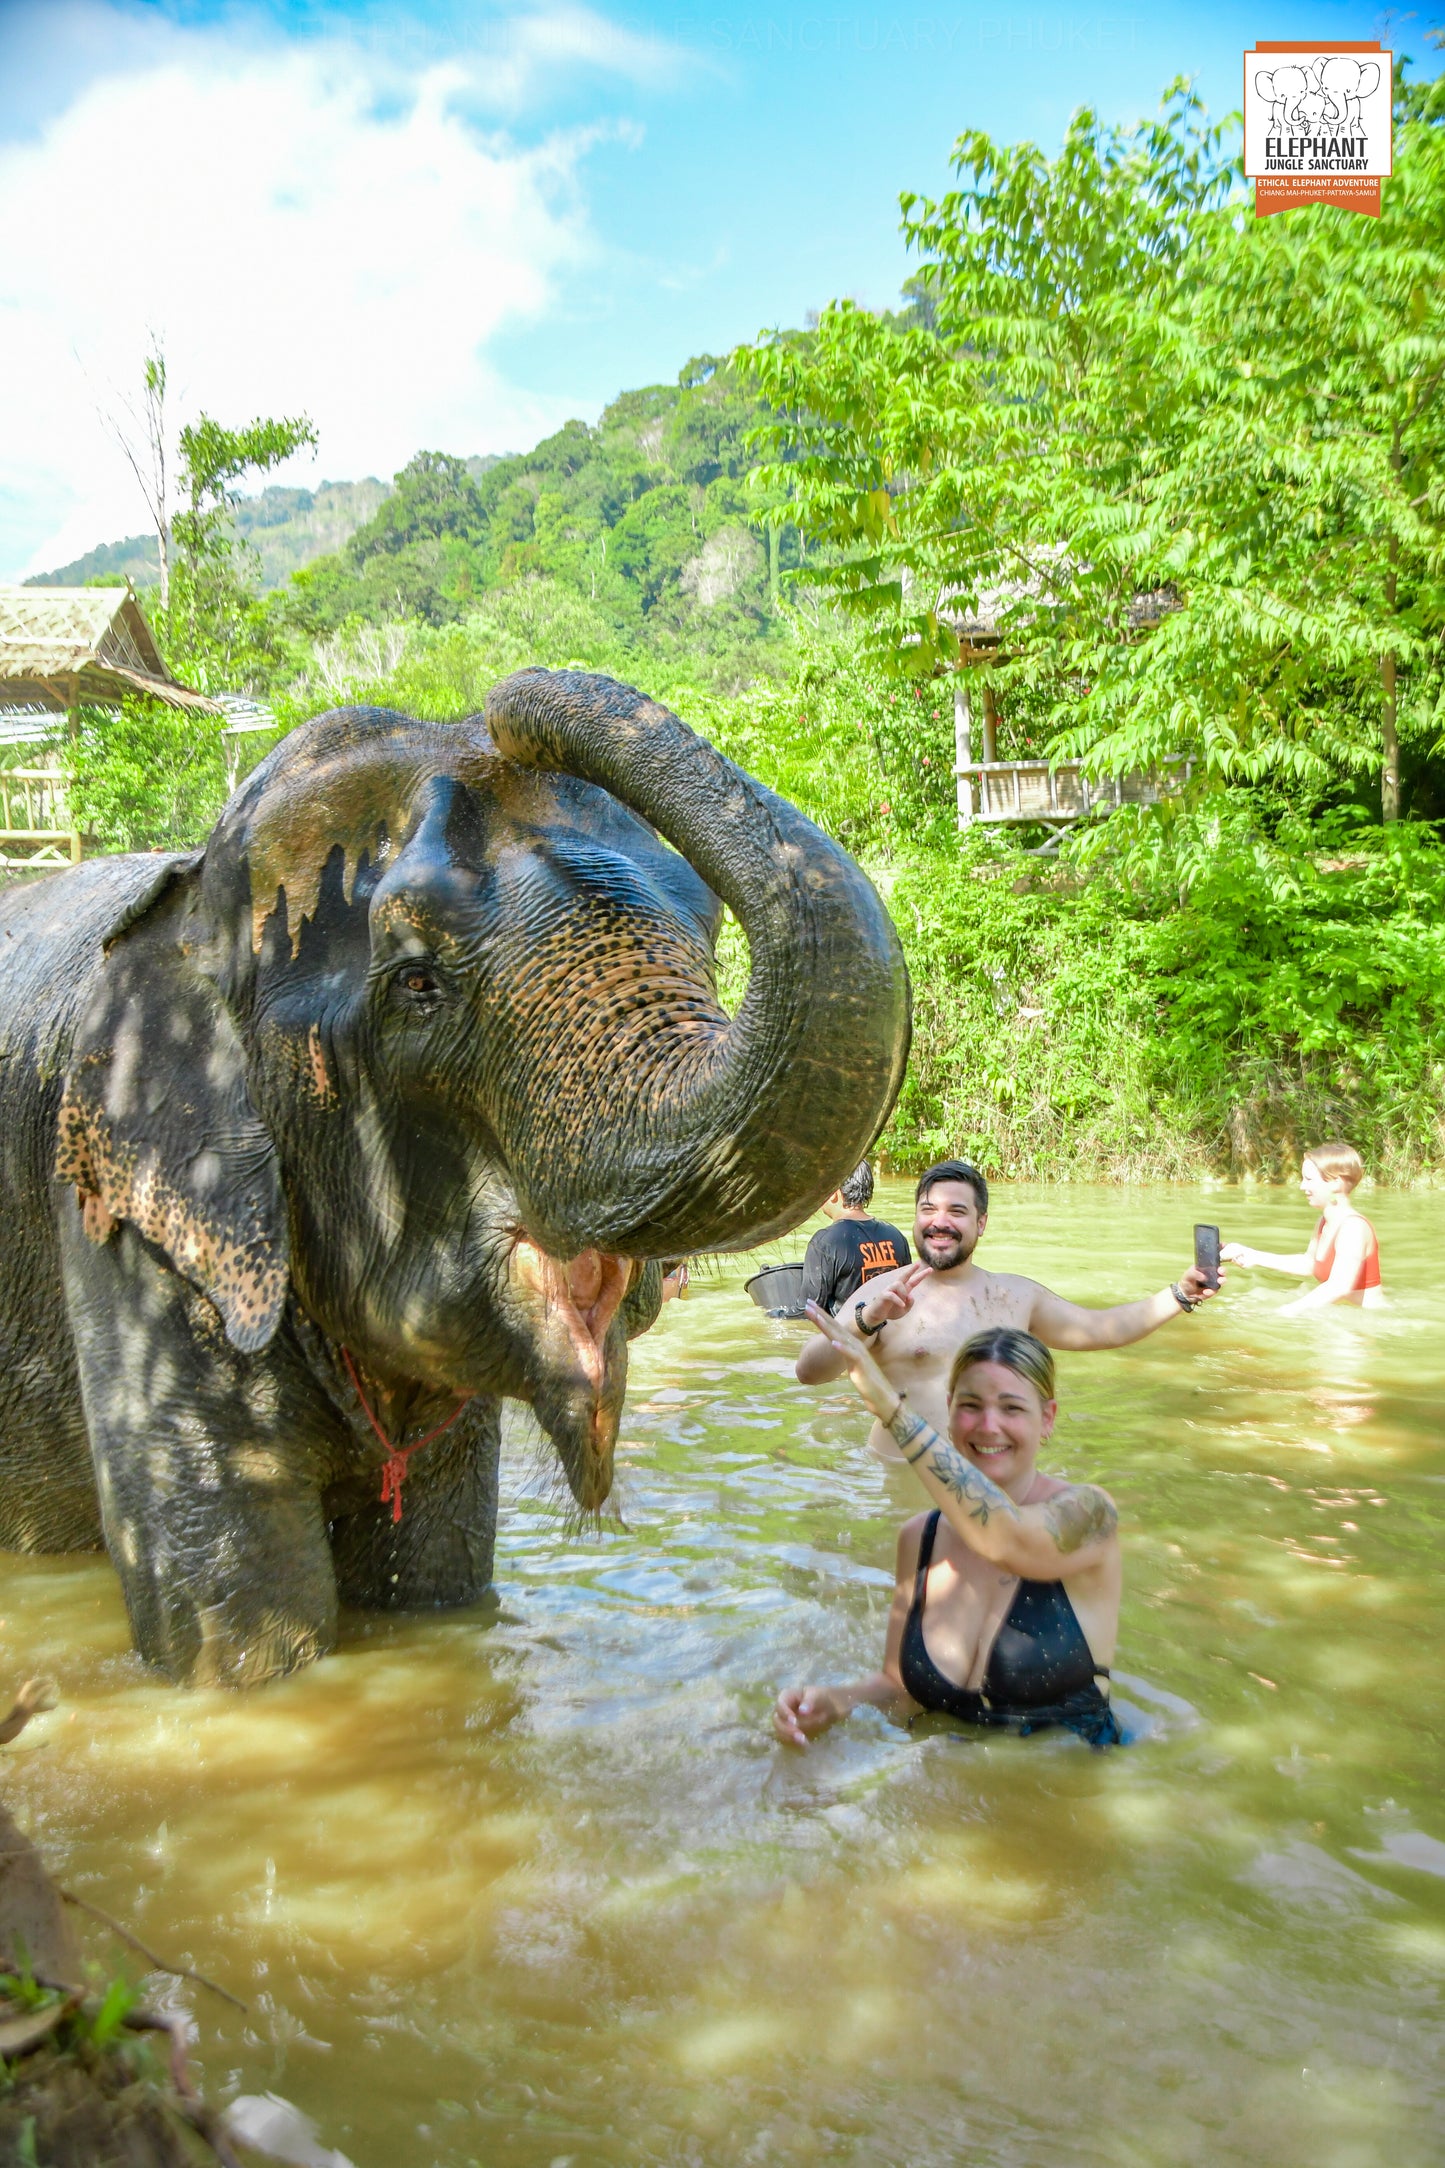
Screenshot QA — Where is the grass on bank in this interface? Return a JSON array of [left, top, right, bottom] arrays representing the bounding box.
[[873, 817, 1445, 1185]]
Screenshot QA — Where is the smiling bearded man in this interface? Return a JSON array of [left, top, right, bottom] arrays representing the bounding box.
[[794, 1160, 1218, 1459]]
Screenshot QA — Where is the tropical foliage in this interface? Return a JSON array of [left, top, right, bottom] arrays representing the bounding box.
[[31, 46, 1445, 1180], [890, 812, 1445, 1181], [273, 359, 804, 692], [738, 62, 1445, 827]]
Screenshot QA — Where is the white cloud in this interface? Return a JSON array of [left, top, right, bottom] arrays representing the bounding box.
[[448, 2, 692, 109], [0, 5, 687, 577]]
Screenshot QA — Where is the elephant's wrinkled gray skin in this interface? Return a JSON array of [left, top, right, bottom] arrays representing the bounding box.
[[0, 671, 910, 1685]]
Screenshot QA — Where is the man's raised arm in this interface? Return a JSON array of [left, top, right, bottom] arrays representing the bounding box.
[[1026, 1264, 1216, 1351]]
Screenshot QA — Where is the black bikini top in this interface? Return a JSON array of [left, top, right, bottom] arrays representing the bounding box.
[[898, 1509, 1110, 1723]]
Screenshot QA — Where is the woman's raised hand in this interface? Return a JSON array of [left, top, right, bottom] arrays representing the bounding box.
[[1221, 1242, 1255, 1267], [803, 1301, 900, 1421]]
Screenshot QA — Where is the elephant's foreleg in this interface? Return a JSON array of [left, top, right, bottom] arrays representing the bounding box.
[[58, 1218, 337, 1686], [327, 1399, 501, 1611]]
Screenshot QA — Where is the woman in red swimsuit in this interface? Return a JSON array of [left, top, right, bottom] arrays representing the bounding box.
[[1222, 1142, 1384, 1313]]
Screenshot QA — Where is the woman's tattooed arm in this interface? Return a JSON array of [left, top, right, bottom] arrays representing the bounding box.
[[886, 1406, 1021, 1531], [884, 1405, 1117, 1564], [1042, 1485, 1117, 1553]]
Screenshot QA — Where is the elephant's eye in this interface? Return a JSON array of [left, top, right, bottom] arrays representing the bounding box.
[[391, 959, 447, 1012]]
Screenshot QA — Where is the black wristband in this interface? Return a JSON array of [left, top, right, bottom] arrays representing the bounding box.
[[854, 1301, 886, 1337], [1170, 1281, 1200, 1313]]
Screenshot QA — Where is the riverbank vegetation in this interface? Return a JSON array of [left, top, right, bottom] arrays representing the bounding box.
[[27, 45, 1445, 1180]]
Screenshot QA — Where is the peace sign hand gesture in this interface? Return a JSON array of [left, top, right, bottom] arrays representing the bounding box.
[[853, 1259, 932, 1335]]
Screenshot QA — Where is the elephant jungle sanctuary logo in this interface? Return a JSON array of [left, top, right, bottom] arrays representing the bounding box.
[[1244, 41, 1392, 218]]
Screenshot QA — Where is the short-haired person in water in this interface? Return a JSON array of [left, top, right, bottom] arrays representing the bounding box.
[[1223, 1143, 1384, 1313], [775, 1323, 1122, 1749], [797, 1158, 1219, 1461], [800, 1161, 911, 1315]]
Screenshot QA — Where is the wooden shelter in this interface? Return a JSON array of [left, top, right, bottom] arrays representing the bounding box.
[[0, 585, 222, 873], [941, 579, 1183, 847], [0, 584, 222, 733]]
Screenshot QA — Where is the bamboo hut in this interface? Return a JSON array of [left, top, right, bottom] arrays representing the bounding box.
[[942, 578, 1184, 845], [0, 585, 221, 871]]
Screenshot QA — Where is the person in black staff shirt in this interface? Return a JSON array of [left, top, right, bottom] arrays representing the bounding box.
[[801, 1162, 911, 1315]]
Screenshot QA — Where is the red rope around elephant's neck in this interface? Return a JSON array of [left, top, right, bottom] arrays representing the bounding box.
[[341, 1347, 471, 1524]]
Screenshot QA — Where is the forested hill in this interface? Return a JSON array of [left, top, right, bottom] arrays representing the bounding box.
[[31, 356, 803, 691], [27, 474, 397, 593], [276, 357, 802, 688]]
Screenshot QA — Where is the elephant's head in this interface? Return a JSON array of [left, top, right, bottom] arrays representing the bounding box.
[[1255, 64, 1312, 125], [1316, 55, 1380, 123], [57, 672, 909, 1509]]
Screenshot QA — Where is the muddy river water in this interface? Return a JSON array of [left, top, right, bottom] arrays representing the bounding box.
[[3, 1182, 1444, 2166]]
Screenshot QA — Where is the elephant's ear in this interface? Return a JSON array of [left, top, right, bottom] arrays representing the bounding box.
[[55, 860, 289, 1353]]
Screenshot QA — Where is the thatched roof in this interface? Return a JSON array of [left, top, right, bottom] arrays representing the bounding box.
[[0, 586, 222, 715]]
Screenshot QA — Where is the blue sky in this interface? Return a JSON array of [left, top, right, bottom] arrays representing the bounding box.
[[0, 0, 1436, 576]]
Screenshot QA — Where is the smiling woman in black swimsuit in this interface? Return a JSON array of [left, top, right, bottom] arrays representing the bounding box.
[[773, 1317, 1123, 1750]]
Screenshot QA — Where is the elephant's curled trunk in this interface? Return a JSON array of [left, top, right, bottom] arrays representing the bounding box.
[[485, 670, 910, 1259]]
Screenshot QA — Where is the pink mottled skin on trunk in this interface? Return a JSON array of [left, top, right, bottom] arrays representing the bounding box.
[[512, 1239, 632, 1504]]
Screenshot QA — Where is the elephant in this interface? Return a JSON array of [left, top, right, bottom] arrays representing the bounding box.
[[1255, 65, 1312, 132], [0, 670, 909, 1686], [1316, 55, 1381, 131], [1256, 57, 1381, 137]]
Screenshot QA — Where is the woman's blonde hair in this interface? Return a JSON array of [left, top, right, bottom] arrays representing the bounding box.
[[947, 1327, 1055, 1405], [1303, 1141, 1365, 1192]]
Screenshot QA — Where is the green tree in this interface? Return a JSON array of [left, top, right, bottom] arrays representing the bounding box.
[[267, 359, 799, 684], [347, 450, 485, 560], [68, 696, 229, 852], [738, 60, 1445, 825], [740, 86, 1231, 660], [1074, 60, 1445, 823], [168, 408, 317, 689]]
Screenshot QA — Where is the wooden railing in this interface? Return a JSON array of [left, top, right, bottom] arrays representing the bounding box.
[[955, 756, 1192, 836], [0, 768, 83, 871]]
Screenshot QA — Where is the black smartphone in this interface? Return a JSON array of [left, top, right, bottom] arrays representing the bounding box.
[[1194, 1223, 1221, 1291]]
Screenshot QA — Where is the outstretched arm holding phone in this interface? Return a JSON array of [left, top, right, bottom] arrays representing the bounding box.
[[794, 1167, 1221, 1462], [1222, 1240, 1316, 1275]]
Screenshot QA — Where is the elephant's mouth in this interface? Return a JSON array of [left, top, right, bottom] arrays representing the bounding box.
[[512, 1240, 631, 1388], [511, 1238, 632, 1508]]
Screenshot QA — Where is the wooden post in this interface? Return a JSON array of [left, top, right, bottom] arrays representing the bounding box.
[[954, 679, 974, 829], [1381, 649, 1400, 823], [981, 682, 1000, 765], [64, 683, 83, 863]]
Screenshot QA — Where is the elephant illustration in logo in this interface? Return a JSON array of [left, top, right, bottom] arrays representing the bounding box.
[[1254, 64, 1313, 131], [1316, 55, 1381, 130], [1255, 55, 1381, 135]]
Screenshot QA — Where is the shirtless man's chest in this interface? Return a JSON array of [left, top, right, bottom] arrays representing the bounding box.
[[864, 1267, 1035, 1456]]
